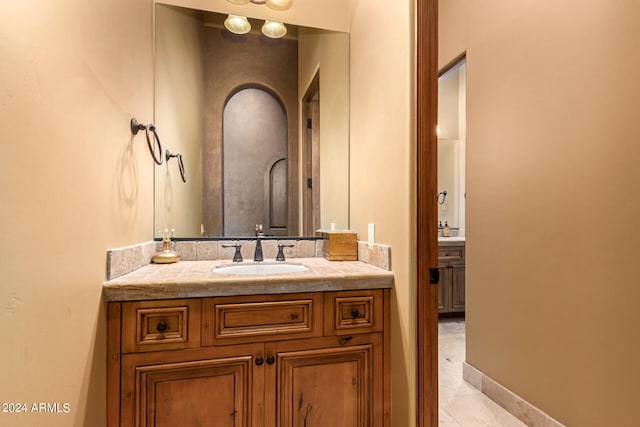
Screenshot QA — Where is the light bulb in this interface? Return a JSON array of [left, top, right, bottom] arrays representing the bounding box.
[[224, 15, 251, 35], [262, 21, 287, 38], [265, 0, 293, 11]]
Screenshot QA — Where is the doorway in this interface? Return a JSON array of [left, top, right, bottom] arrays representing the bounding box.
[[301, 71, 321, 236], [437, 55, 468, 425]]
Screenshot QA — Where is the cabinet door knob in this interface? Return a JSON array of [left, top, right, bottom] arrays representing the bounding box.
[[255, 356, 264, 366], [266, 355, 275, 365], [351, 308, 360, 318], [156, 321, 168, 332]]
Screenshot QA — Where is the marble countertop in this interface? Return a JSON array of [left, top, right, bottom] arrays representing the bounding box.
[[438, 236, 466, 243], [103, 257, 394, 302]]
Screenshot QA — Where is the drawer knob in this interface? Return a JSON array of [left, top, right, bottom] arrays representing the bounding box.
[[351, 308, 360, 318], [255, 356, 264, 366], [266, 355, 275, 365], [156, 321, 168, 332], [339, 336, 353, 345]]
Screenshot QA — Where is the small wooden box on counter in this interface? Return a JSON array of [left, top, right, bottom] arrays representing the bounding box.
[[316, 230, 358, 261]]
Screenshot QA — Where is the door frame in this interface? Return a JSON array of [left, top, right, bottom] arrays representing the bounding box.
[[301, 72, 321, 236], [416, 0, 439, 426]]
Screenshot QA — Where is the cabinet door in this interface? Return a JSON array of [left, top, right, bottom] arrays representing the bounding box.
[[438, 264, 449, 313], [450, 264, 465, 312], [120, 344, 264, 427], [139, 357, 250, 427], [267, 335, 383, 427]]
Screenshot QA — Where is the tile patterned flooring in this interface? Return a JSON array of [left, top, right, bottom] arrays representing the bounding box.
[[439, 319, 525, 427]]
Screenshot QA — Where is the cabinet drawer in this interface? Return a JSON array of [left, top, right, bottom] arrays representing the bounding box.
[[324, 290, 383, 335], [121, 299, 201, 353], [202, 293, 323, 345], [438, 245, 465, 264]]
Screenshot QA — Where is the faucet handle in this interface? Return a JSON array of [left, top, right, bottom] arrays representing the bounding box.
[[276, 244, 295, 262], [222, 243, 243, 263]]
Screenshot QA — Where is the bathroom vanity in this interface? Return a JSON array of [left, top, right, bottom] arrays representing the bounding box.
[[437, 239, 466, 315], [104, 257, 392, 427]]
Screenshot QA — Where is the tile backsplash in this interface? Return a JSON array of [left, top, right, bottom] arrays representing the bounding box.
[[106, 241, 156, 280], [106, 239, 392, 280], [357, 241, 391, 270]]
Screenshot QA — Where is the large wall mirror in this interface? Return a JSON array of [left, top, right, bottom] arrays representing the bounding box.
[[438, 56, 466, 230], [154, 2, 350, 238]]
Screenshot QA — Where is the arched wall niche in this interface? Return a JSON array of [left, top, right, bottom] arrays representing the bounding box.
[[221, 86, 289, 236]]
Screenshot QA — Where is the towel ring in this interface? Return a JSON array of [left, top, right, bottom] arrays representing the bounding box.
[[437, 190, 447, 205], [166, 149, 186, 183], [130, 118, 163, 165]]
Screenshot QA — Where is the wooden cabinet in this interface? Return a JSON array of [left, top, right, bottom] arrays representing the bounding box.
[[108, 289, 390, 427], [438, 242, 466, 315]]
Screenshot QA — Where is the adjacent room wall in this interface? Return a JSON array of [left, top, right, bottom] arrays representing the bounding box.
[[0, 0, 154, 425], [440, 1, 640, 425]]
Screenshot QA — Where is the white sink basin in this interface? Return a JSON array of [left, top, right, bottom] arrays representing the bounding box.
[[214, 263, 308, 275]]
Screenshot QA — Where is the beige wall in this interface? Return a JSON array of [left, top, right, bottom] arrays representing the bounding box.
[[0, 0, 154, 425], [440, 1, 640, 425], [349, 0, 416, 426]]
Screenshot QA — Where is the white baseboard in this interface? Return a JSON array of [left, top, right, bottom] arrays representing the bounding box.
[[462, 362, 565, 427]]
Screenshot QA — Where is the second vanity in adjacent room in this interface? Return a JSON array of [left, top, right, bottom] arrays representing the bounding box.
[[104, 240, 393, 427], [438, 236, 465, 315]]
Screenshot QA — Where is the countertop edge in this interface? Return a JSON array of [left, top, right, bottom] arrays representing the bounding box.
[[102, 259, 394, 302]]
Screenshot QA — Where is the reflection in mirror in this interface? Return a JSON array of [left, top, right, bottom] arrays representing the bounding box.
[[438, 139, 459, 228], [438, 56, 466, 230], [224, 88, 288, 236], [154, 3, 349, 239]]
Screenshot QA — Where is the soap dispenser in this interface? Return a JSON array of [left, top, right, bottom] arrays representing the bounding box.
[[152, 229, 180, 264], [442, 221, 451, 237]]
